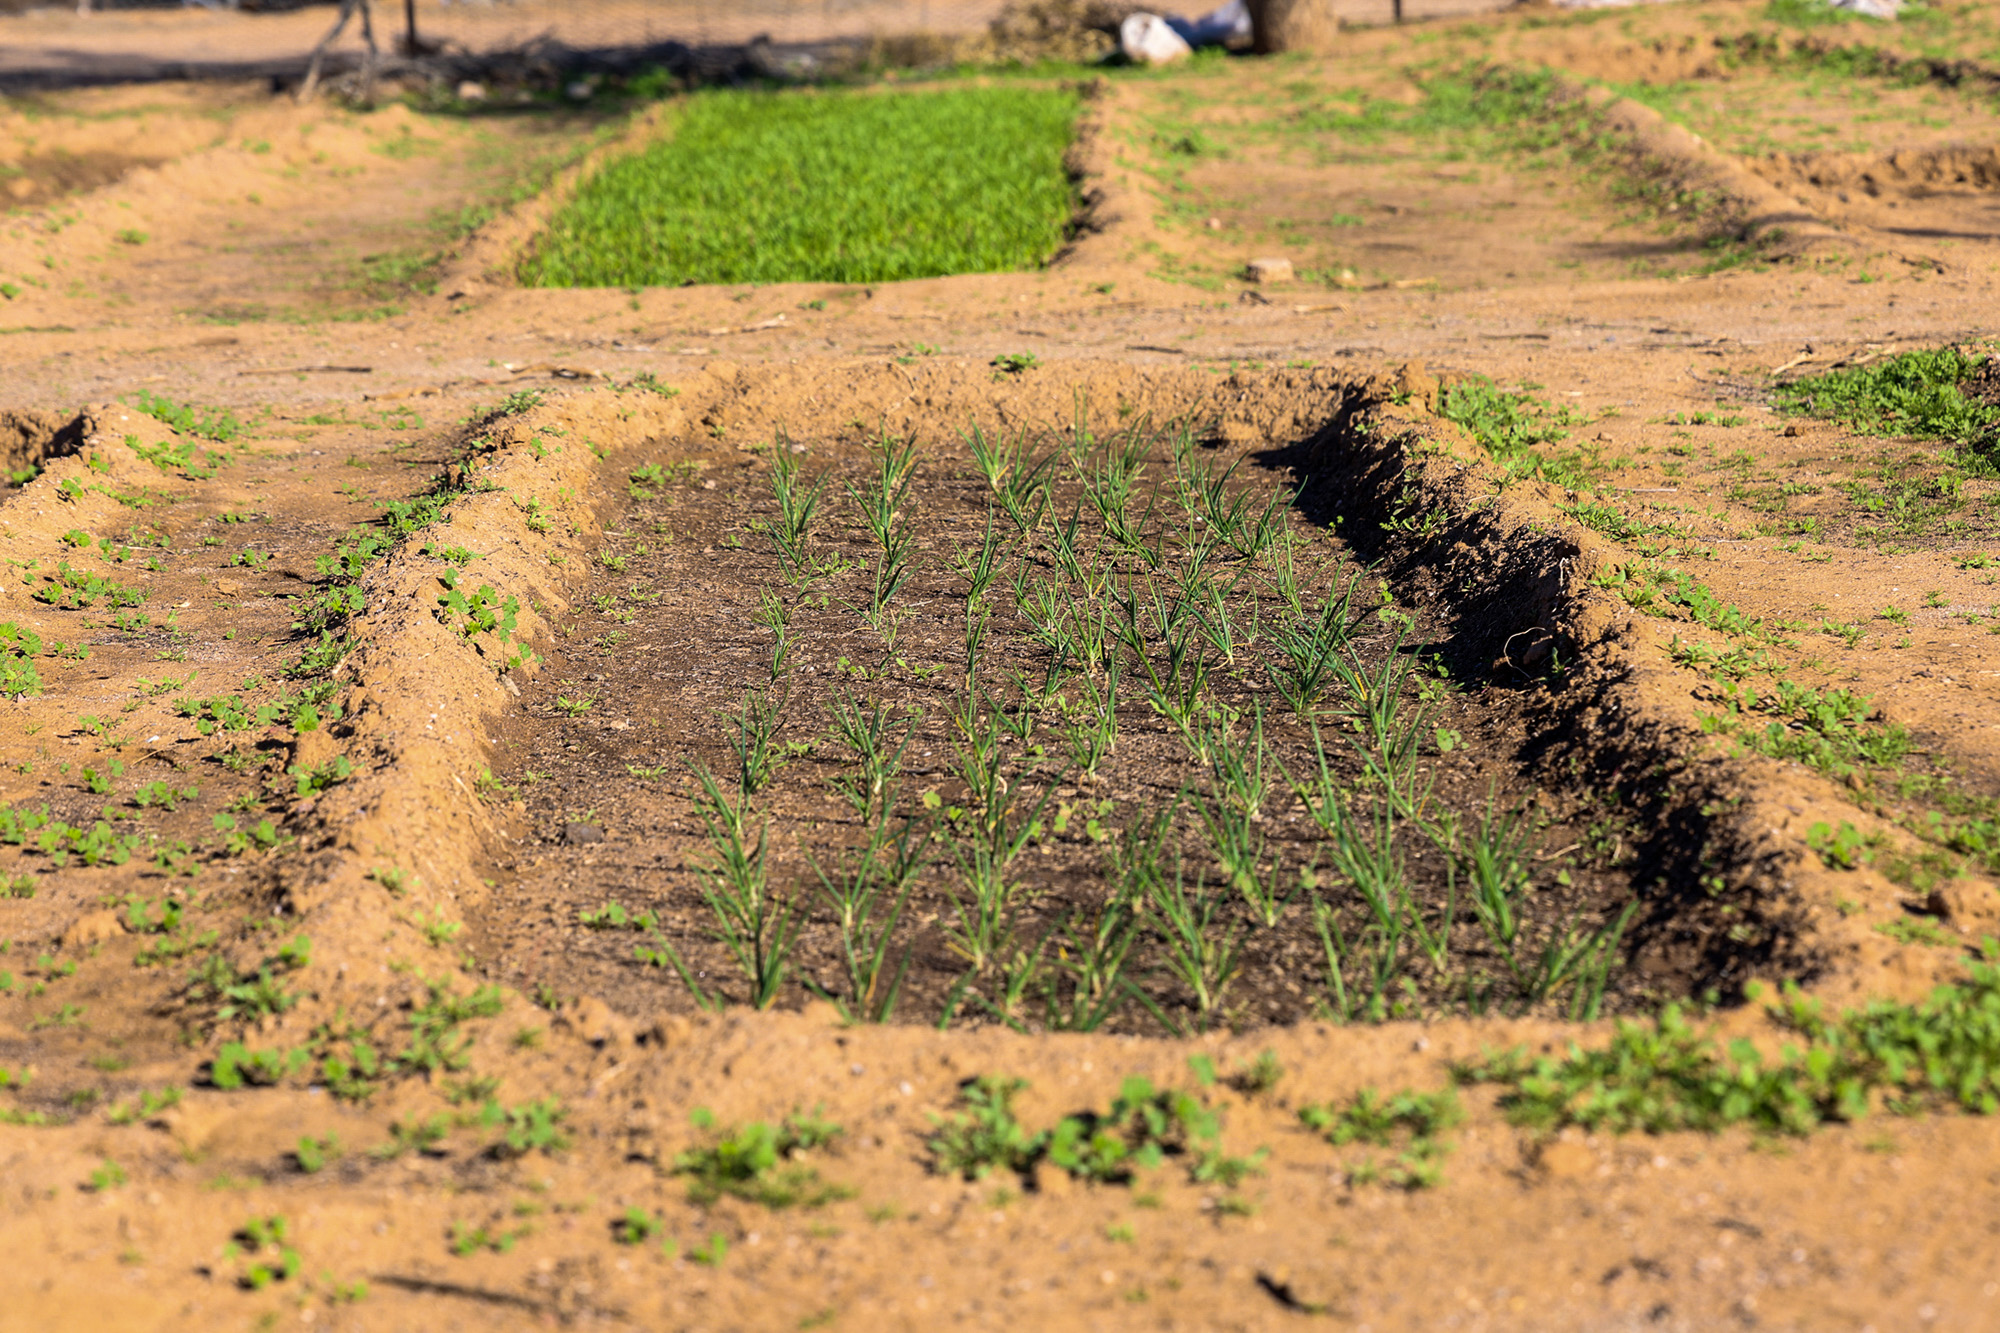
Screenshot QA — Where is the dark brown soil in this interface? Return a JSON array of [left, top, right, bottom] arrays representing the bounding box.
[[469, 403, 1718, 1036]]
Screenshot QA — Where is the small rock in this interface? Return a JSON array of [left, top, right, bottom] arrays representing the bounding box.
[[1245, 257, 1294, 285], [1392, 359, 1438, 411], [1205, 216, 1222, 230], [290, 727, 338, 769], [1333, 268, 1362, 289], [60, 909, 125, 949], [564, 822, 604, 845], [456, 80, 487, 101], [564, 80, 594, 102]]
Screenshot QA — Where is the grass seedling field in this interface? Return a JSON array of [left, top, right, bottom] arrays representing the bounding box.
[[481, 412, 1683, 1037], [522, 86, 1081, 287]]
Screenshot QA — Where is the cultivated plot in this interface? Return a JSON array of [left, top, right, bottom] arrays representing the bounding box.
[[479, 388, 1678, 1037]]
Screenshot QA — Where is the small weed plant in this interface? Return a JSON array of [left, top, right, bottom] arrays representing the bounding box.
[[674, 1107, 851, 1208]]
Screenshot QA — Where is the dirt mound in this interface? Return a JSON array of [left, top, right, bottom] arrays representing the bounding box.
[[987, 0, 1132, 60], [0, 407, 84, 477], [1575, 84, 1862, 258], [1751, 142, 2000, 199]]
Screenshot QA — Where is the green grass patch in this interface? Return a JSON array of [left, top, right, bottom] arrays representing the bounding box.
[[674, 1107, 851, 1208], [523, 86, 1080, 287], [1593, 560, 1778, 641], [1437, 377, 1604, 487], [1459, 957, 2000, 1135], [0, 623, 43, 699], [928, 1069, 1264, 1188], [1564, 500, 1712, 560], [1698, 679, 1911, 778], [1776, 348, 1998, 452], [132, 390, 244, 445]]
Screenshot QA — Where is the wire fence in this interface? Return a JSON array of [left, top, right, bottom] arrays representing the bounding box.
[[0, 0, 1514, 89]]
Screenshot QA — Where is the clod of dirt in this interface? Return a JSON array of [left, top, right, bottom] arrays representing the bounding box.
[[555, 995, 631, 1046], [0, 408, 85, 476], [58, 909, 125, 949], [1925, 881, 2000, 936], [1963, 356, 2000, 410], [563, 821, 605, 845]]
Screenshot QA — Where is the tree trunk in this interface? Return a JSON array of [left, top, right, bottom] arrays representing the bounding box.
[[1246, 0, 1342, 53]]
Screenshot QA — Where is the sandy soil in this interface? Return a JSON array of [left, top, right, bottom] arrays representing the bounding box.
[[2, 2, 2000, 1328]]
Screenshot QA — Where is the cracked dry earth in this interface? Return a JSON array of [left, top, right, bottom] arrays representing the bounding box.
[[4, 2, 2000, 1329]]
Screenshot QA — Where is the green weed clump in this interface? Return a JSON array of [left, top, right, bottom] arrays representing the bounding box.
[[435, 573, 534, 672], [0, 623, 43, 699], [1439, 378, 1572, 454], [1046, 1075, 1262, 1185], [32, 563, 145, 611], [1279, 67, 1568, 144], [1563, 501, 1710, 561], [1299, 1088, 1462, 1188], [928, 1069, 1264, 1187], [225, 1216, 300, 1290], [674, 1107, 850, 1208], [523, 87, 1080, 287], [0, 805, 143, 868], [1698, 679, 1911, 778], [132, 390, 244, 444], [1437, 378, 1598, 485], [127, 434, 221, 480], [928, 1076, 1044, 1180], [316, 980, 504, 1101], [1776, 348, 1997, 452], [1762, 0, 1909, 25], [1595, 561, 1775, 640], [1459, 957, 2000, 1134]]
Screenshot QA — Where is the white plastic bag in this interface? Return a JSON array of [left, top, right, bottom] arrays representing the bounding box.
[[1120, 13, 1194, 64], [1828, 0, 1901, 18]]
